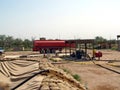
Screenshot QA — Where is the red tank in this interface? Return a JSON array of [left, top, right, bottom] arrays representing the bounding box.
[[33, 40, 75, 53]]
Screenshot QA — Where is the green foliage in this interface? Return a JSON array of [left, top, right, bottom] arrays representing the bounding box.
[[95, 36, 107, 44], [0, 35, 6, 47], [62, 68, 81, 82], [111, 46, 117, 50], [23, 39, 32, 48], [0, 35, 32, 51], [62, 68, 70, 74], [13, 38, 23, 47], [49, 58, 57, 62], [72, 74, 81, 82]]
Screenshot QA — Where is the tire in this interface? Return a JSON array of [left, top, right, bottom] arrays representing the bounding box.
[[39, 49, 45, 54]]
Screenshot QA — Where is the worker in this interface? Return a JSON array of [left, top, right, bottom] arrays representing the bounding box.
[[92, 49, 96, 59]]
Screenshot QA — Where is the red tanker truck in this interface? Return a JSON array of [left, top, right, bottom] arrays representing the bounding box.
[[33, 40, 75, 53]]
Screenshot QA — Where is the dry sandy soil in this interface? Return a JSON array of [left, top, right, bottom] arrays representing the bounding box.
[[55, 49, 120, 90], [57, 62, 120, 90], [1, 49, 120, 90], [0, 51, 85, 90]]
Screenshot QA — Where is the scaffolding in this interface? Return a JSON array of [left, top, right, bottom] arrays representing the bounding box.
[[65, 39, 95, 59]]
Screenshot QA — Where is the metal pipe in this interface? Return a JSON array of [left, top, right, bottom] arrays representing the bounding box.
[[11, 70, 49, 90]]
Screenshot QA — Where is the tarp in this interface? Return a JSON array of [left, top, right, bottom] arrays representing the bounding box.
[[0, 59, 85, 90]]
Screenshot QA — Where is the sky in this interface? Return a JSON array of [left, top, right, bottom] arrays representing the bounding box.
[[0, 0, 120, 40]]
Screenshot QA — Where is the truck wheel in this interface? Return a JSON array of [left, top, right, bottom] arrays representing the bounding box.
[[41, 49, 45, 54], [52, 49, 55, 53], [40, 49, 44, 54], [50, 49, 52, 53], [39, 50, 42, 54], [46, 49, 50, 53]]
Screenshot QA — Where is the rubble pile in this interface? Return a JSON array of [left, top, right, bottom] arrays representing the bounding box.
[[0, 58, 85, 90]]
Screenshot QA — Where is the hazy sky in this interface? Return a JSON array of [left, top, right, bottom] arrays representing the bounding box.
[[0, 0, 120, 40]]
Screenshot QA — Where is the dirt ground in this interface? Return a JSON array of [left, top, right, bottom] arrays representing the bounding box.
[[56, 62, 120, 90], [1, 49, 120, 90], [55, 49, 120, 90]]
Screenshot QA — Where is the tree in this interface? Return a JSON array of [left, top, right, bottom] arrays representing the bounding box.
[[4, 36, 14, 49], [95, 36, 107, 44], [13, 38, 23, 47], [23, 39, 32, 49], [0, 34, 33, 51], [0, 35, 6, 47], [94, 36, 107, 49]]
